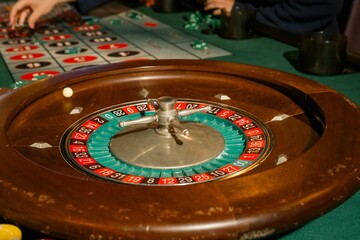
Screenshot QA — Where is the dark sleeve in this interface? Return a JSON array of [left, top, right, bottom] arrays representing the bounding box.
[[234, 0, 343, 33], [72, 0, 111, 13]]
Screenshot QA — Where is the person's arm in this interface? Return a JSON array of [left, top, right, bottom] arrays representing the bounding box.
[[9, 0, 75, 29], [204, 0, 235, 15], [235, 0, 343, 33], [9, 0, 111, 29]]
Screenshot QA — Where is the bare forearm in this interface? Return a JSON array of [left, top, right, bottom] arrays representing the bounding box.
[[9, 0, 76, 29]]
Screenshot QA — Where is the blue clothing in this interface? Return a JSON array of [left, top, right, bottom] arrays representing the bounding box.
[[73, 0, 342, 34], [234, 0, 343, 33], [74, 0, 110, 13]]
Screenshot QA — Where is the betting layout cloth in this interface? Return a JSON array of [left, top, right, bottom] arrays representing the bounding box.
[[0, 1, 231, 88]]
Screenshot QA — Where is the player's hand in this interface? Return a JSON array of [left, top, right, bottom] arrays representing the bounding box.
[[9, 0, 73, 29], [204, 0, 235, 15]]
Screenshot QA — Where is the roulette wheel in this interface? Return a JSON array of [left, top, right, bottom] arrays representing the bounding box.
[[0, 60, 359, 239]]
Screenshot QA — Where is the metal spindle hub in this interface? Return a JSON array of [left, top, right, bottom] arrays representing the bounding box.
[[109, 97, 225, 169], [119, 96, 211, 137]]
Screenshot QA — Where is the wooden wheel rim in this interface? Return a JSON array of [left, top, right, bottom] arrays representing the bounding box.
[[0, 60, 359, 240]]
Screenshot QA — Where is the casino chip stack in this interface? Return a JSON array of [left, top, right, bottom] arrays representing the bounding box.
[[191, 39, 208, 50], [0, 1, 231, 88], [184, 11, 203, 30], [183, 11, 220, 32]]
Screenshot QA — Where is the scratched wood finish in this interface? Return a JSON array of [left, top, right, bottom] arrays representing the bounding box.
[[0, 60, 359, 240]]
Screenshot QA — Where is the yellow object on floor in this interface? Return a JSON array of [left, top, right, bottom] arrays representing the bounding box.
[[0, 224, 22, 240]]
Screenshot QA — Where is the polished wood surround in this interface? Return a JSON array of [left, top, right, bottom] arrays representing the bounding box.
[[0, 60, 359, 240]]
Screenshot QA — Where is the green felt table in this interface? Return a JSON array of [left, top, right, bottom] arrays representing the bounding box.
[[141, 8, 360, 240], [105, 6, 360, 240], [0, 1, 359, 239], [142, 8, 360, 240]]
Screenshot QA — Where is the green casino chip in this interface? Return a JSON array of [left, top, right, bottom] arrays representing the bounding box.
[[191, 40, 208, 50], [32, 74, 50, 81], [11, 81, 30, 89], [184, 22, 199, 30], [110, 19, 122, 25], [127, 11, 143, 20], [82, 16, 98, 25], [64, 47, 82, 54]]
